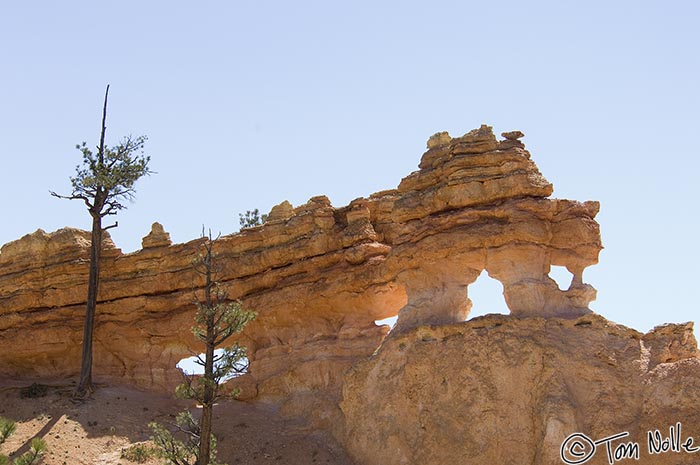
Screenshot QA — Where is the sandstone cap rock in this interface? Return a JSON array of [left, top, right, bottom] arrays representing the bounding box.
[[141, 222, 172, 249]]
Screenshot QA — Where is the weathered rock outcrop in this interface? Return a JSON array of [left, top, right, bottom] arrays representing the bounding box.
[[340, 315, 700, 465], [2, 124, 698, 465], [1, 125, 601, 407]]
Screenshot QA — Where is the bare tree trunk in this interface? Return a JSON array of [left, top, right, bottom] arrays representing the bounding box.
[[199, 259, 215, 465], [76, 213, 102, 397], [199, 341, 215, 465]]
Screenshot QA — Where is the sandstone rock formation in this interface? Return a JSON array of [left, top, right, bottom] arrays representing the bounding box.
[[141, 221, 172, 249], [340, 314, 700, 465], [1, 125, 698, 465], [1, 125, 599, 410]]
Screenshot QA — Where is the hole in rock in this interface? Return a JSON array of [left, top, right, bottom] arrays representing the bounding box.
[[549, 265, 573, 290], [176, 349, 249, 384], [375, 316, 398, 332], [467, 270, 509, 320]]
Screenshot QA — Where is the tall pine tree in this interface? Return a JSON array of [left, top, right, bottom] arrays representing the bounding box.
[[51, 85, 152, 398]]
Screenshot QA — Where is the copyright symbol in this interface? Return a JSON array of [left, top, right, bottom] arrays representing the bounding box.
[[560, 433, 596, 464]]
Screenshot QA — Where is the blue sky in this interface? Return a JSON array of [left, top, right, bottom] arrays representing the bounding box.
[[1, 1, 698, 339]]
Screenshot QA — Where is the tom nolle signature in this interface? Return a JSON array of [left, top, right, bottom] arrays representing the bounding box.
[[560, 423, 698, 464]]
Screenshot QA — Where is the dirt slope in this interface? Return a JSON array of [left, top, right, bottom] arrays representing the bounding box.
[[0, 380, 355, 465]]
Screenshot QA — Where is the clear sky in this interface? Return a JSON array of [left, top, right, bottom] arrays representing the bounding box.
[[1, 1, 698, 339]]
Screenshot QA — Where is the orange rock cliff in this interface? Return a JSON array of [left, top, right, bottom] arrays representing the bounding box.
[[1, 125, 698, 465]]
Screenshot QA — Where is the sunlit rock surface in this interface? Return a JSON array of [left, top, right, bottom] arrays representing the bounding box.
[[2, 125, 600, 405], [4, 126, 699, 465]]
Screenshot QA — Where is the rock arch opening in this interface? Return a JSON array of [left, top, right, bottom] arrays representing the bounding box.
[[467, 270, 509, 320], [176, 349, 249, 383], [375, 316, 398, 333], [549, 265, 574, 291]]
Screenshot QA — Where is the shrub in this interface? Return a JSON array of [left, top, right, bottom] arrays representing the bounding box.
[[120, 443, 158, 463], [12, 439, 47, 465], [19, 384, 48, 399], [0, 417, 16, 444], [238, 209, 267, 229], [0, 418, 46, 465]]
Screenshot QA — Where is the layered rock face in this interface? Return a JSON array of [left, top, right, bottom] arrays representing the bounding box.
[[0, 126, 601, 408], [385, 126, 599, 331], [2, 125, 697, 465], [340, 315, 700, 465]]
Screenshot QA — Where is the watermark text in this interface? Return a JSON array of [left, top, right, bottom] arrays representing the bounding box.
[[560, 422, 698, 464]]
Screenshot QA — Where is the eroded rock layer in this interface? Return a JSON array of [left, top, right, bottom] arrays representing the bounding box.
[[340, 315, 700, 465], [0, 126, 602, 407]]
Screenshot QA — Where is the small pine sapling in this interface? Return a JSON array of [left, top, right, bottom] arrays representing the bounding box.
[[151, 231, 255, 465]]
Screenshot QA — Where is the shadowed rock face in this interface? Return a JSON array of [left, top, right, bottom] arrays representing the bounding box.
[[0, 125, 601, 406], [340, 315, 700, 465]]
